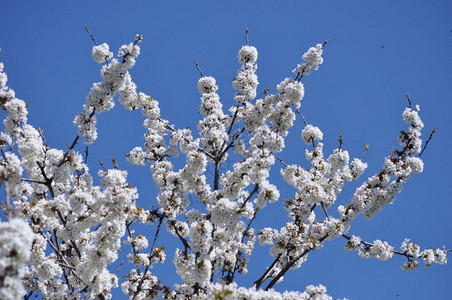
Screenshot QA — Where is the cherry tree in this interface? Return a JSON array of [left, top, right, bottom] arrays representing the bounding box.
[[0, 28, 449, 299]]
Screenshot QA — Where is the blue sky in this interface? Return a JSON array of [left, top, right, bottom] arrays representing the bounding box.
[[1, 1, 452, 299]]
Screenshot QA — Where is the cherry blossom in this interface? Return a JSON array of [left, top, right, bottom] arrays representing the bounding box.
[[0, 30, 448, 300]]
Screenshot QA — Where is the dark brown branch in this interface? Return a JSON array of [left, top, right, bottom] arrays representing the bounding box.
[[337, 134, 343, 150], [226, 103, 241, 136], [194, 61, 205, 77], [320, 202, 330, 220], [241, 184, 259, 209], [406, 93, 412, 108], [84, 25, 98, 46], [253, 253, 282, 289], [276, 156, 288, 168], [84, 146, 89, 164], [264, 234, 329, 290], [214, 161, 220, 191], [245, 26, 249, 46], [151, 214, 165, 252], [419, 129, 436, 157], [218, 127, 245, 160], [296, 109, 308, 126], [171, 220, 191, 252]]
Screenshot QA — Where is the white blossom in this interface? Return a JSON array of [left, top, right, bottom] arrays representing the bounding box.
[[0, 219, 34, 300], [301, 124, 323, 144], [197, 76, 218, 94], [0, 35, 446, 300], [92, 43, 113, 63], [238, 45, 258, 64]]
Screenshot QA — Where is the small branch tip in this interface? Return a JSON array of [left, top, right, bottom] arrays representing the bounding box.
[[245, 27, 249, 45], [194, 60, 205, 77], [84, 25, 98, 46], [406, 93, 412, 108]]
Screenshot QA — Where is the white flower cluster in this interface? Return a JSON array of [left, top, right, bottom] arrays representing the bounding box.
[[0, 48, 148, 298], [121, 270, 161, 299], [74, 40, 143, 144], [344, 236, 447, 272], [301, 124, 323, 145], [358, 239, 394, 261], [293, 43, 324, 76], [400, 238, 447, 272], [0, 34, 447, 300], [163, 282, 332, 300], [198, 76, 218, 94], [92, 43, 113, 63], [344, 235, 362, 252], [0, 218, 34, 300], [270, 121, 371, 279], [197, 76, 229, 156], [342, 107, 424, 221], [238, 45, 258, 64], [233, 46, 259, 102], [0, 63, 16, 105]]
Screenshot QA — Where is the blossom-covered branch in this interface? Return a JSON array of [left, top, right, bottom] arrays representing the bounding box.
[[0, 28, 448, 300]]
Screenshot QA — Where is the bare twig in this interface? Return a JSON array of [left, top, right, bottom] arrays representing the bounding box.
[[245, 26, 249, 46], [406, 93, 412, 108], [194, 61, 205, 77], [84, 24, 98, 46], [320, 202, 330, 220], [296, 109, 308, 126], [362, 144, 369, 160], [276, 156, 288, 168], [337, 134, 343, 150], [99, 160, 107, 172], [419, 129, 436, 157], [84, 146, 89, 164]]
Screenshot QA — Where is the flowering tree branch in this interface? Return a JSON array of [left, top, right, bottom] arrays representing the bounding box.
[[0, 28, 448, 300]]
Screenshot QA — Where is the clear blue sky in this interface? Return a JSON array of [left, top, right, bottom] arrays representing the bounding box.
[[1, 1, 452, 299]]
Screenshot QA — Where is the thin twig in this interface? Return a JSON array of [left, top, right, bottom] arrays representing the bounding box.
[[84, 146, 89, 164], [194, 61, 204, 77], [296, 109, 308, 125], [114, 260, 124, 276], [240, 184, 259, 209], [84, 25, 98, 46], [151, 214, 165, 251], [406, 93, 412, 108], [320, 202, 330, 220], [337, 134, 343, 150], [419, 129, 436, 157], [245, 26, 249, 46], [362, 144, 369, 160], [276, 156, 288, 168]]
